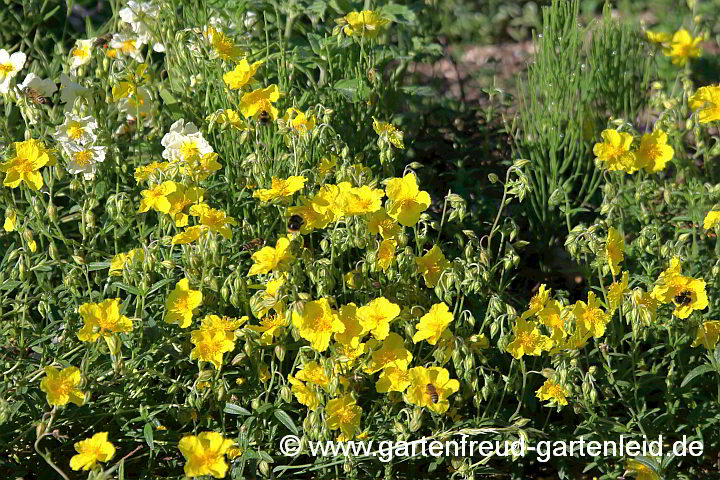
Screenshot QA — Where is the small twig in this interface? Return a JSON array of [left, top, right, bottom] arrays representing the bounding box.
[[101, 445, 144, 477]]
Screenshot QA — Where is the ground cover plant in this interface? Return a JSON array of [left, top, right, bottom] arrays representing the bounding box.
[[2, 0, 720, 479]]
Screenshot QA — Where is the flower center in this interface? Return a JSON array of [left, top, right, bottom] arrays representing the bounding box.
[[121, 40, 136, 54], [584, 308, 605, 326], [72, 46, 89, 58], [68, 123, 85, 139], [74, 150, 93, 166], [181, 140, 200, 160], [0, 62, 13, 74], [15, 158, 34, 173]]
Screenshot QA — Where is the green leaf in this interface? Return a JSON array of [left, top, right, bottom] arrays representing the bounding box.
[[274, 409, 299, 435], [87, 262, 110, 272], [112, 282, 143, 296], [143, 423, 154, 450], [681, 364, 715, 388], [224, 403, 251, 416], [379, 4, 417, 24], [334, 78, 370, 102]]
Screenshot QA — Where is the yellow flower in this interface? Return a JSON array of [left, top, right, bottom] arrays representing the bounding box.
[[593, 129, 636, 173], [356, 297, 401, 341], [608, 271, 629, 315], [200, 314, 247, 332], [172, 225, 209, 245], [77, 298, 133, 342], [342, 10, 390, 38], [606, 227, 624, 276], [4, 208, 16, 232], [245, 313, 288, 345], [295, 361, 330, 389], [412, 302, 453, 345], [573, 291, 610, 338], [536, 379, 569, 406], [334, 303, 365, 347], [372, 117, 404, 149], [0, 139, 52, 190], [633, 130, 673, 173], [416, 245, 451, 288], [283, 107, 316, 133], [109, 248, 144, 276], [248, 237, 295, 275], [646, 31, 671, 44], [184, 152, 223, 182], [240, 84, 280, 121], [376, 366, 410, 393], [253, 176, 307, 202], [406, 366, 459, 414], [689, 85, 720, 124], [634, 289, 660, 324], [691, 321, 720, 350], [288, 375, 320, 411], [207, 27, 244, 62], [326, 395, 362, 439], [167, 185, 205, 227], [385, 172, 431, 226], [367, 209, 401, 240], [39, 366, 84, 407], [70, 432, 115, 471], [664, 28, 702, 66], [375, 239, 396, 272], [652, 275, 708, 319], [288, 197, 332, 234], [139, 181, 177, 214], [208, 109, 250, 131], [704, 210, 720, 230], [188, 203, 237, 239], [506, 317, 553, 359], [340, 185, 385, 216], [366, 332, 412, 373], [625, 459, 660, 480], [223, 58, 263, 89], [134, 161, 170, 183], [190, 328, 235, 369], [292, 298, 344, 352], [164, 278, 203, 328], [520, 284, 551, 320], [178, 431, 232, 479]]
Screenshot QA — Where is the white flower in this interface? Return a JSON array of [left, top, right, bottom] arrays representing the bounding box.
[[119, 1, 165, 53], [18, 73, 57, 97], [109, 34, 145, 62], [161, 119, 213, 162], [70, 39, 94, 70], [0, 49, 26, 94], [62, 142, 106, 180], [55, 112, 98, 145], [117, 85, 152, 117], [59, 74, 93, 113]]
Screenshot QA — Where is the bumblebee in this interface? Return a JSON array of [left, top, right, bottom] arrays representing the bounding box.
[[426, 383, 438, 404], [287, 214, 304, 233], [93, 33, 114, 48], [674, 290, 692, 306], [23, 87, 48, 105], [257, 110, 271, 125], [240, 238, 265, 251]]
